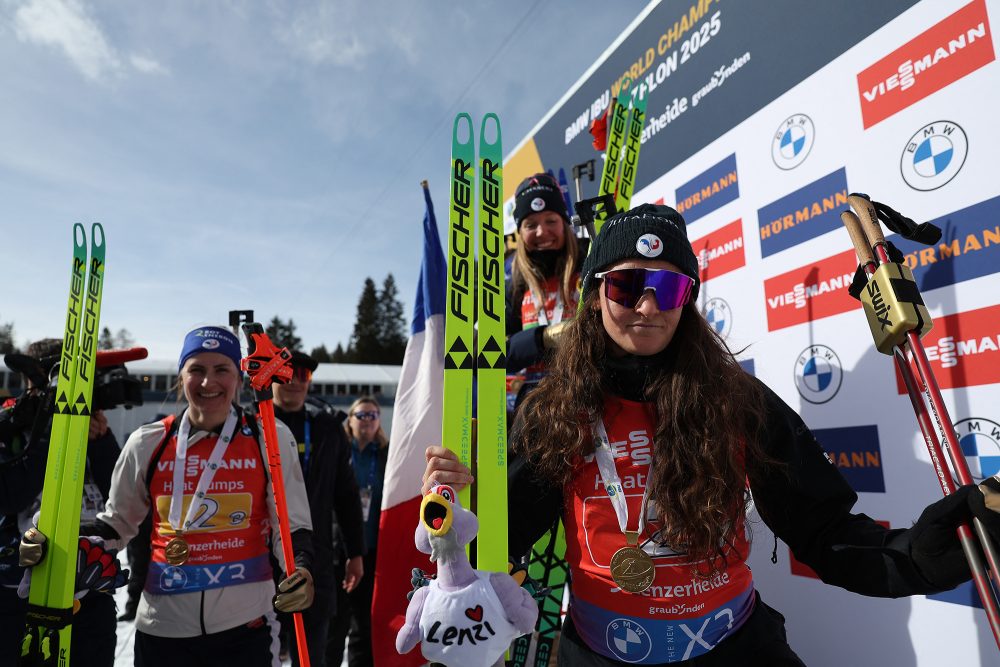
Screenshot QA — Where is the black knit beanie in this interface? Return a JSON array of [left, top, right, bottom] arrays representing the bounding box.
[[580, 203, 700, 301], [513, 173, 569, 227]]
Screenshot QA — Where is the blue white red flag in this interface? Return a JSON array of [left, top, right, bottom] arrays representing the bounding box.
[[371, 183, 445, 667]]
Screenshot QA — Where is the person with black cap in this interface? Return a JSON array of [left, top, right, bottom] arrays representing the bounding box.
[[18, 325, 315, 667], [270, 350, 365, 667], [1, 338, 121, 666], [421, 203, 1000, 665], [506, 172, 585, 377]]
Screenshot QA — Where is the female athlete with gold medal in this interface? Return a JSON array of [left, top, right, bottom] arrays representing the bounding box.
[[422, 203, 1000, 665]]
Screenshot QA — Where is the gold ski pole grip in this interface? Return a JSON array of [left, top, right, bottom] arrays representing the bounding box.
[[846, 196, 932, 355]]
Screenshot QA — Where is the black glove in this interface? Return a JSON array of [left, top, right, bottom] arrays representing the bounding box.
[[908, 481, 1000, 591]]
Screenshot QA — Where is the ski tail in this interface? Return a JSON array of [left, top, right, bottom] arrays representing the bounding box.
[[443, 114, 476, 512], [475, 113, 507, 574]]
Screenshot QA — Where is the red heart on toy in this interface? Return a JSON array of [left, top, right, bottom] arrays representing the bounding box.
[[465, 605, 483, 622]]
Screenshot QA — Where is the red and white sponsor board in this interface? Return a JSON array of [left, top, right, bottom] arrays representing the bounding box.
[[763, 249, 858, 331], [896, 303, 1000, 393], [857, 0, 995, 128], [690, 218, 746, 283]]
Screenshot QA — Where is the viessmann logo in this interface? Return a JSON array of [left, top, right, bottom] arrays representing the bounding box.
[[857, 0, 995, 129], [763, 249, 858, 331], [690, 219, 746, 283], [756, 168, 849, 258], [674, 154, 739, 224], [895, 303, 1000, 393]]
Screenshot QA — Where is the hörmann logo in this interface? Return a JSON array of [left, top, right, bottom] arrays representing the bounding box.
[[895, 303, 1000, 393], [813, 425, 885, 493], [674, 154, 739, 224], [763, 249, 858, 331], [757, 168, 849, 258], [901, 121, 968, 191], [890, 195, 1000, 293], [857, 0, 995, 128], [691, 219, 745, 283]]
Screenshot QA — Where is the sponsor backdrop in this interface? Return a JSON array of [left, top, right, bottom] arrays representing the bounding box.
[[505, 0, 1000, 664]]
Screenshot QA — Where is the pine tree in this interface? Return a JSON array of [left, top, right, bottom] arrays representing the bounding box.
[[349, 278, 382, 363], [310, 344, 332, 363], [114, 328, 135, 349], [0, 320, 16, 354], [266, 316, 303, 352], [377, 273, 408, 364], [99, 326, 115, 350], [331, 343, 347, 363]]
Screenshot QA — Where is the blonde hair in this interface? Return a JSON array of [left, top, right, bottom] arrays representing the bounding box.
[[345, 396, 388, 448], [511, 222, 580, 313]]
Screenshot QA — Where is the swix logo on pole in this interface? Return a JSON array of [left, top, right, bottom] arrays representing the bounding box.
[[895, 303, 1000, 392], [690, 219, 745, 283], [857, 0, 995, 128], [763, 249, 857, 331], [866, 279, 893, 332]]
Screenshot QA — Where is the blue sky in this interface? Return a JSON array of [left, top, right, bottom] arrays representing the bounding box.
[[1, 0, 640, 361]]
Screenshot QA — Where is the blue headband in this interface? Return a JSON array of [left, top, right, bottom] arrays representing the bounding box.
[[178, 326, 242, 372]]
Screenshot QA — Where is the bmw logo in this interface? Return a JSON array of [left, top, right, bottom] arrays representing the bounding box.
[[901, 121, 968, 191], [702, 297, 733, 340], [956, 417, 1000, 482], [606, 618, 652, 662], [771, 114, 815, 170], [794, 345, 843, 404], [160, 566, 188, 590]]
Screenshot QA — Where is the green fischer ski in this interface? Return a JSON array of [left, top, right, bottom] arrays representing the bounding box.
[[615, 87, 648, 215], [475, 113, 507, 574], [444, 114, 476, 513], [594, 94, 629, 234], [24, 223, 106, 667]]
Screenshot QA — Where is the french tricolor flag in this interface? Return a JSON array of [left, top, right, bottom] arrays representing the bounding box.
[[371, 183, 444, 666]]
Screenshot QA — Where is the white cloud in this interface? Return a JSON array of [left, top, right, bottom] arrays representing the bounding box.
[[129, 53, 168, 75], [13, 0, 122, 81], [276, 2, 371, 69]]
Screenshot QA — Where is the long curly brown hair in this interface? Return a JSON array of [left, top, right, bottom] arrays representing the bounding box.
[[512, 292, 771, 575]]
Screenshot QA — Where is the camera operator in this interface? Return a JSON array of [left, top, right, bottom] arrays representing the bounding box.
[[0, 338, 122, 667]]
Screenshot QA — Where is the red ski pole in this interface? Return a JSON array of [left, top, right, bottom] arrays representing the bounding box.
[[841, 197, 1000, 649], [239, 323, 310, 667]]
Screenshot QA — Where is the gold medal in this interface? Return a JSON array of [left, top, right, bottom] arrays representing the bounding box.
[[164, 536, 190, 566], [610, 545, 654, 593], [610, 531, 654, 593]]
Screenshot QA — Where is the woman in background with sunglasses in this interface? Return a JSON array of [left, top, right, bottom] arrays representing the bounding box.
[[423, 204, 1000, 665], [330, 396, 388, 667]]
